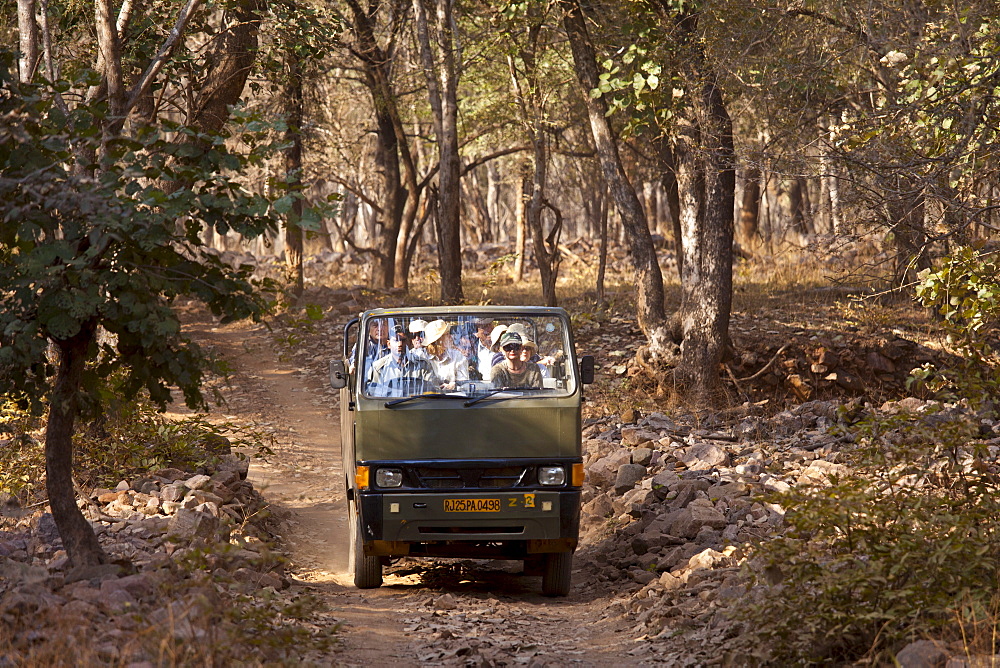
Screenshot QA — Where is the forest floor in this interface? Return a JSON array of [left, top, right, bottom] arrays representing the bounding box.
[[176, 279, 939, 666]]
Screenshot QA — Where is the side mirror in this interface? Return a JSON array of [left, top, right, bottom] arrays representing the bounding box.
[[579, 355, 595, 385], [329, 359, 348, 389]]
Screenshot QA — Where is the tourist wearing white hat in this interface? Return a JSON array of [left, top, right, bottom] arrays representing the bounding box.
[[423, 320, 468, 390], [408, 318, 429, 359]]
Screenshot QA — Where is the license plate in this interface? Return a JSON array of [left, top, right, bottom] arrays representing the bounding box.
[[444, 498, 500, 512]]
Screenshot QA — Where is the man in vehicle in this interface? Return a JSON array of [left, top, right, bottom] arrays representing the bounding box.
[[490, 331, 543, 389], [350, 318, 390, 373], [473, 318, 497, 380], [366, 325, 439, 396]]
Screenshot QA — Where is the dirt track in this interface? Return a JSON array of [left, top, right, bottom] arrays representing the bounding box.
[[185, 311, 646, 666]]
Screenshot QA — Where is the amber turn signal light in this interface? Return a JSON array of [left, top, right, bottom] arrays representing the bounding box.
[[355, 465, 370, 490]]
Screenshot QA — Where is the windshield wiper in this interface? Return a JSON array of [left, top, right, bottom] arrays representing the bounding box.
[[463, 386, 552, 407], [384, 393, 459, 408]]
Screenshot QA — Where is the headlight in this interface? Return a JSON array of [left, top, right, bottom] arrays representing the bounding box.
[[538, 465, 566, 486], [375, 468, 403, 488]]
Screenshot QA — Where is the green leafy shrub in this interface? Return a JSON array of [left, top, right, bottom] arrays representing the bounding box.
[[738, 405, 1000, 663], [737, 247, 1000, 663], [911, 245, 1000, 403], [72, 401, 273, 489]]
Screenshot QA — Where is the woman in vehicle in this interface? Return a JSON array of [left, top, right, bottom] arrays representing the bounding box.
[[423, 319, 469, 390], [489, 331, 543, 389], [520, 338, 554, 378]]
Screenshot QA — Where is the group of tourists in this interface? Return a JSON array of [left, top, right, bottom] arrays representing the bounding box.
[[354, 317, 555, 396]]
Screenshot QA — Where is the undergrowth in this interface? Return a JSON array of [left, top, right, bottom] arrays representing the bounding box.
[[736, 246, 1000, 664]]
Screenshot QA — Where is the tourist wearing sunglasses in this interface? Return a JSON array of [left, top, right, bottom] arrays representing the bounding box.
[[489, 331, 543, 389]]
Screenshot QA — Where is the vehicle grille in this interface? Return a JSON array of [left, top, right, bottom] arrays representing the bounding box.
[[413, 466, 528, 489]]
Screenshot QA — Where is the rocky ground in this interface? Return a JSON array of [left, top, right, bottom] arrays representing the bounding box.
[[0, 284, 995, 666]]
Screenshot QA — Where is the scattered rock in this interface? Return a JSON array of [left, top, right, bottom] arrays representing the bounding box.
[[895, 639, 949, 668]]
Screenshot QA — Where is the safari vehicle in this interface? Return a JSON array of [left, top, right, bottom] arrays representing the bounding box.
[[329, 306, 594, 596]]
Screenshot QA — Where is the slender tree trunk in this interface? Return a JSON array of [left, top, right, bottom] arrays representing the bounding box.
[[46, 322, 108, 567], [740, 166, 761, 244], [17, 0, 40, 82], [283, 44, 304, 296], [527, 134, 557, 306], [562, 0, 668, 349], [414, 0, 463, 303], [345, 0, 414, 290], [596, 181, 609, 305], [485, 163, 499, 243], [512, 163, 529, 281], [653, 134, 682, 279]]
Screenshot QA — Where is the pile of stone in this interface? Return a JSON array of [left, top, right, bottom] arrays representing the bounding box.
[[575, 397, 1000, 664], [0, 452, 307, 664]]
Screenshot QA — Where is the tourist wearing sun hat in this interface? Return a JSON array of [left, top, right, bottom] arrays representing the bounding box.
[[490, 331, 543, 389], [423, 319, 469, 390], [520, 338, 553, 378], [408, 318, 429, 358]]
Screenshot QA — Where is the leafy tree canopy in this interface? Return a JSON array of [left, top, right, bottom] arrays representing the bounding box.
[[0, 50, 285, 418]]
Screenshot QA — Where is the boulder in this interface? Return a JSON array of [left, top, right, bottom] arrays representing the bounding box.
[[631, 447, 654, 466], [669, 505, 728, 539], [588, 449, 632, 488], [582, 493, 614, 519], [894, 640, 948, 668], [621, 428, 659, 447], [677, 443, 729, 470], [615, 464, 647, 495], [167, 508, 220, 542]]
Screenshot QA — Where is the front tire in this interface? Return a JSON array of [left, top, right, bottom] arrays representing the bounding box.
[[348, 501, 382, 589], [542, 551, 573, 596]]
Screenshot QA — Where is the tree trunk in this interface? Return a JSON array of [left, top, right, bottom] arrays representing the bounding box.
[[739, 167, 761, 244], [46, 322, 108, 568], [888, 178, 929, 290], [596, 181, 609, 306], [527, 135, 558, 306], [17, 0, 40, 83], [283, 43, 304, 296], [512, 163, 529, 281], [485, 163, 500, 243], [190, 0, 264, 135], [562, 0, 668, 348], [345, 0, 414, 290], [674, 74, 736, 405], [653, 134, 682, 279], [414, 0, 463, 303]]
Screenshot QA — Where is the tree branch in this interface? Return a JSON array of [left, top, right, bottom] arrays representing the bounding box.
[[124, 0, 205, 116]]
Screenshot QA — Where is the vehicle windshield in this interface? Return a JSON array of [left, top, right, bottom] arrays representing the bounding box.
[[355, 312, 577, 399]]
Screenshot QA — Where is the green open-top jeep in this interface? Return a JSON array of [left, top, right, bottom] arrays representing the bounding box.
[[329, 306, 594, 596]]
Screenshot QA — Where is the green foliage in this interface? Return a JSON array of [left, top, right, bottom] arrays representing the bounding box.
[[911, 245, 1000, 403], [73, 402, 273, 489], [0, 50, 285, 418], [0, 402, 45, 498], [737, 404, 1000, 664], [0, 395, 272, 496]]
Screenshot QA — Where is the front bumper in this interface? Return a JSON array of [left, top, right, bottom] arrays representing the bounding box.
[[357, 489, 580, 557]]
